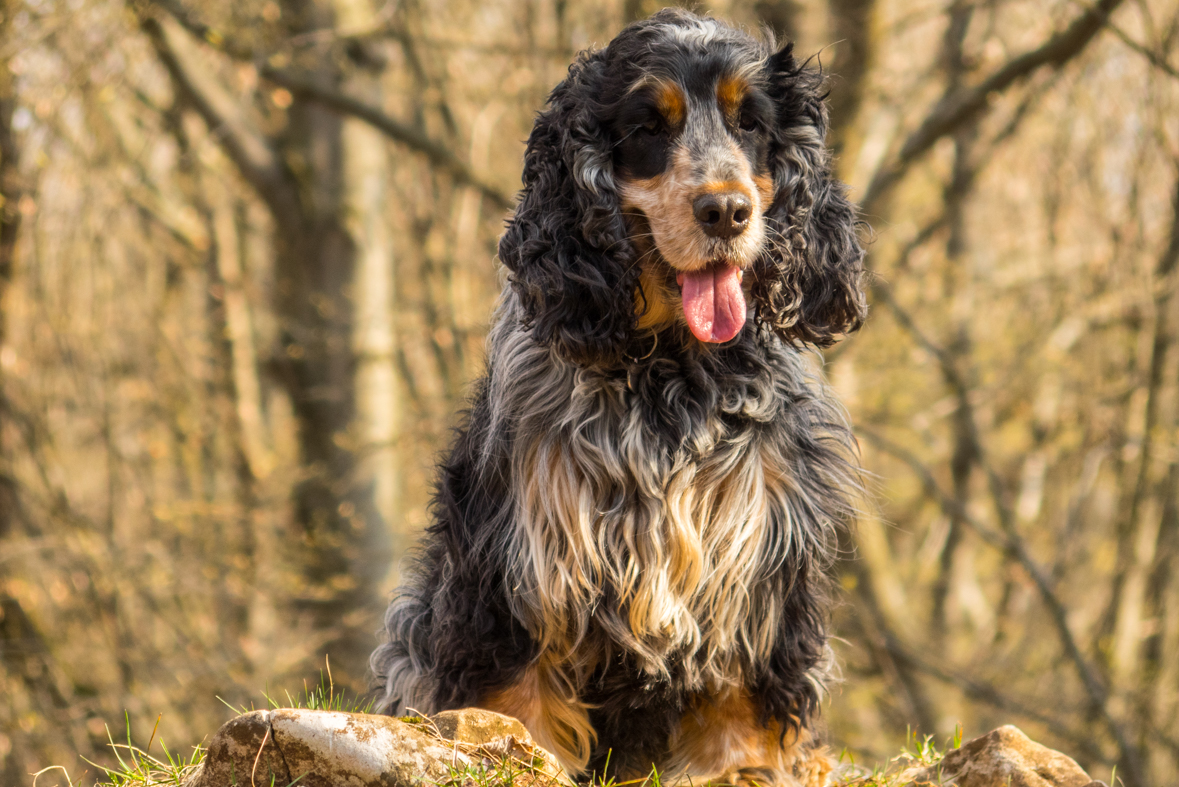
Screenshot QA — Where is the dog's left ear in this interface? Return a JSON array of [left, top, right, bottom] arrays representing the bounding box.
[[753, 44, 867, 347], [497, 51, 638, 366]]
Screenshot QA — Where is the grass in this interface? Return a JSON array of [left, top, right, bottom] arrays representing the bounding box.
[[43, 667, 960, 787], [40, 659, 374, 787], [839, 726, 959, 787], [430, 746, 668, 787], [219, 659, 375, 717], [435, 765, 666, 787], [46, 730, 963, 787], [33, 713, 203, 787]]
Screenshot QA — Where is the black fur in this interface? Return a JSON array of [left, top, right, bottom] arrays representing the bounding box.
[[752, 45, 865, 347], [497, 46, 638, 367]]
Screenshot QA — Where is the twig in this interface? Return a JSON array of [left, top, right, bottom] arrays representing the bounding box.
[[1107, 21, 1179, 79], [250, 723, 270, 787], [879, 630, 1099, 754], [262, 68, 513, 209], [140, 14, 297, 221]]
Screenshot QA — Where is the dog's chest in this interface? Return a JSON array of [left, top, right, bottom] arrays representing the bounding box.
[[507, 378, 793, 674]]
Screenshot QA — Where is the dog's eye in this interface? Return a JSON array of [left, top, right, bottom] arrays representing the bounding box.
[[738, 113, 759, 132], [640, 119, 662, 136]]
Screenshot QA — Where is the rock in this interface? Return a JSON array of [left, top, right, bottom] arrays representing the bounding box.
[[183, 713, 1098, 787], [431, 708, 531, 746], [900, 725, 1106, 787], [181, 708, 569, 787], [430, 708, 566, 779], [185, 711, 288, 787]]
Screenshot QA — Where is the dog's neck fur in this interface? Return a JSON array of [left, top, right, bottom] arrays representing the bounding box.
[[480, 291, 848, 695]]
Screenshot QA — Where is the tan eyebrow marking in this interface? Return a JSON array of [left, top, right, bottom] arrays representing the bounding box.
[[653, 80, 686, 127], [716, 74, 748, 120]]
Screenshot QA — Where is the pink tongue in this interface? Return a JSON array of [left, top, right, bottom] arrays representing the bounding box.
[[680, 264, 747, 343]]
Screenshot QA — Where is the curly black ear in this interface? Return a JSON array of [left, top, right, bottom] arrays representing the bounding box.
[[752, 44, 867, 347], [498, 51, 638, 366]]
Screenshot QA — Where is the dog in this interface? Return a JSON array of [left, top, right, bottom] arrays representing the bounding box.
[[371, 9, 865, 786]]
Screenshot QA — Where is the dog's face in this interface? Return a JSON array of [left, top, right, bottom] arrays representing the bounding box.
[[612, 59, 778, 343], [499, 10, 866, 364]]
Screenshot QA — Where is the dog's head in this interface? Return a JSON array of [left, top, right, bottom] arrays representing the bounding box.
[[499, 9, 865, 365]]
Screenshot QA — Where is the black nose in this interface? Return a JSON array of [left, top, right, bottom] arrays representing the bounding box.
[[693, 191, 752, 239]]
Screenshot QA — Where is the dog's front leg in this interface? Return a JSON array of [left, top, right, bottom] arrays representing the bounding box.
[[665, 688, 833, 787], [478, 654, 596, 776]]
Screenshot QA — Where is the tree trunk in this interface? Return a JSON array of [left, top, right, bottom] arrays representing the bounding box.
[[144, 0, 397, 683], [0, 0, 23, 539], [259, 0, 394, 682], [826, 0, 876, 160], [335, 0, 399, 571]]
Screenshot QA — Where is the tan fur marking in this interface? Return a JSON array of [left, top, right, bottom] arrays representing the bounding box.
[[635, 263, 679, 330], [623, 192, 680, 332], [716, 75, 748, 121], [619, 147, 704, 273], [479, 657, 596, 774], [791, 748, 836, 787], [655, 81, 687, 127], [754, 174, 775, 208], [666, 688, 831, 786], [698, 180, 751, 195]]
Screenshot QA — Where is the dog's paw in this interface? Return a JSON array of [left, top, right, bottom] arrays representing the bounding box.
[[791, 745, 835, 787], [715, 766, 784, 787]]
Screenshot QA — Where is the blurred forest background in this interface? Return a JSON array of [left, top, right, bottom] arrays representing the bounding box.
[[0, 0, 1177, 784]]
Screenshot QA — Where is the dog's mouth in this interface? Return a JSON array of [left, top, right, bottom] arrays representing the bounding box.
[[674, 261, 747, 343]]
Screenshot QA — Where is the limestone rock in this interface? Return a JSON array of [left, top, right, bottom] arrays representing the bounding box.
[[431, 708, 531, 746], [181, 707, 568, 787], [182, 712, 1099, 787], [900, 725, 1106, 787], [184, 710, 288, 787], [430, 708, 565, 778]]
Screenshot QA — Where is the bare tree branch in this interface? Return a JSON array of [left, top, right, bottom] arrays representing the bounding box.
[[1099, 162, 1179, 690], [1108, 22, 1179, 80], [0, 14, 23, 325], [879, 630, 1099, 754], [858, 423, 1147, 784], [145, 0, 514, 210], [262, 68, 513, 210], [869, 271, 1148, 782], [858, 426, 1009, 551], [140, 15, 299, 220], [860, 0, 1124, 215]]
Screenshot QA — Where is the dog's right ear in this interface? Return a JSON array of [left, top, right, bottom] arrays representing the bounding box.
[[498, 52, 639, 367]]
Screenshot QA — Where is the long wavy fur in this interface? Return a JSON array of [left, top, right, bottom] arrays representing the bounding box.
[[372, 9, 865, 781]]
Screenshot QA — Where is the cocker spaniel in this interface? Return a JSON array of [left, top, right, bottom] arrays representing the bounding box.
[[372, 9, 865, 786]]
